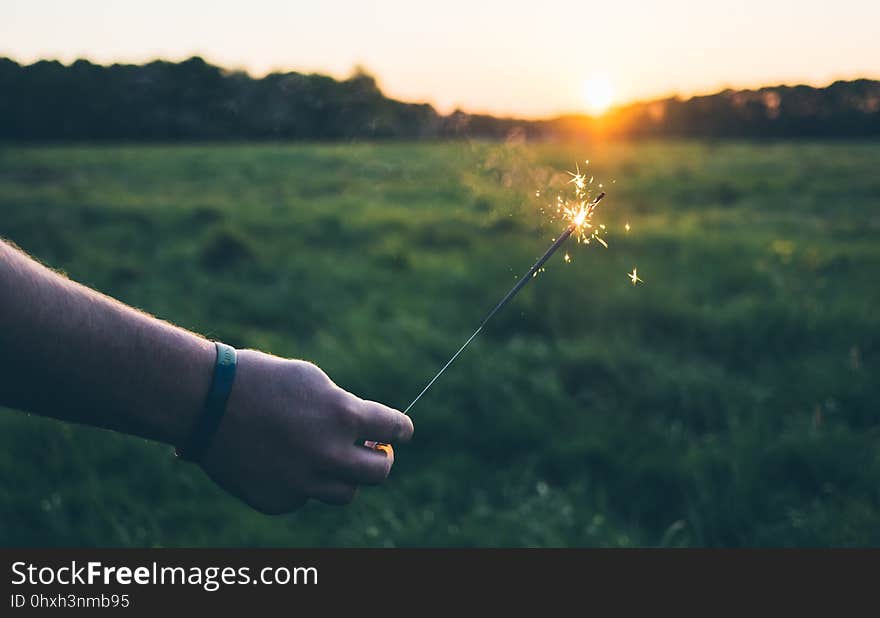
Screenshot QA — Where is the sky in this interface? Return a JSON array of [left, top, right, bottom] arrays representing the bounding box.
[[2, 0, 879, 118]]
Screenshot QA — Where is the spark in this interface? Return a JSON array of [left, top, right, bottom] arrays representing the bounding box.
[[625, 222, 631, 232], [628, 267, 643, 286], [564, 253, 571, 263], [558, 162, 608, 245]]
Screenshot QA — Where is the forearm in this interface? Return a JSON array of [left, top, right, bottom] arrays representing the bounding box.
[[0, 239, 213, 446]]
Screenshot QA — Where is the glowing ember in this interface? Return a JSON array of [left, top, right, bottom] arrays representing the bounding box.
[[628, 267, 643, 286], [554, 162, 608, 247]]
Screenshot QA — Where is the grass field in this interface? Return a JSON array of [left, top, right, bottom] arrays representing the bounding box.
[[1, 140, 878, 546]]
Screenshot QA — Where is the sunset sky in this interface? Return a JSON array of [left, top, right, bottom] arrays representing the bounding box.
[[3, 0, 879, 118]]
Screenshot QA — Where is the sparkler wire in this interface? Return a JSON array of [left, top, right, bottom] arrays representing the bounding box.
[[403, 191, 605, 415]]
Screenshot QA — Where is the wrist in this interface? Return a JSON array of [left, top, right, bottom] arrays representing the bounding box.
[[176, 341, 238, 461], [157, 335, 216, 447]]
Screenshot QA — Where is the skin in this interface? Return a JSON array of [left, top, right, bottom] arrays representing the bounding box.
[[0, 239, 413, 514]]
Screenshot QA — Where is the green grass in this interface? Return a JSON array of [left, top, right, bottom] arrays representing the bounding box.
[[1, 140, 878, 546]]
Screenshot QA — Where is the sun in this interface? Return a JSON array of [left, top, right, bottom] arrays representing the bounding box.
[[582, 74, 615, 116]]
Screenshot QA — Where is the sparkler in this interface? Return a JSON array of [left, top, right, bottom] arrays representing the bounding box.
[[402, 189, 606, 415]]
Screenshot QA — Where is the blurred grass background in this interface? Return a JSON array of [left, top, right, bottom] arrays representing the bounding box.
[[0, 140, 878, 546]]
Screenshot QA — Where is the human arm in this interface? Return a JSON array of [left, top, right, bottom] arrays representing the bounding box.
[[0, 239, 413, 513]]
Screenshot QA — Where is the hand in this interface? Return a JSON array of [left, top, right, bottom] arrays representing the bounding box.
[[197, 349, 414, 514]]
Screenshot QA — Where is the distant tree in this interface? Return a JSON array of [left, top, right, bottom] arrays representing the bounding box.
[[0, 56, 877, 141]]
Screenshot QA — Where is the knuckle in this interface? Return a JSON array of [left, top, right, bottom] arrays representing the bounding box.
[[300, 360, 332, 384], [334, 395, 362, 430]]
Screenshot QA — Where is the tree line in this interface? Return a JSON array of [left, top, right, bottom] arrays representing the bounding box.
[[1, 56, 878, 141]]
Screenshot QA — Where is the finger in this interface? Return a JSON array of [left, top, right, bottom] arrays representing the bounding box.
[[356, 399, 414, 444], [280, 496, 308, 514], [311, 480, 358, 506], [334, 443, 395, 485]]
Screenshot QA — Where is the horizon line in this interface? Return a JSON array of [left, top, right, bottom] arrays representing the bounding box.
[[3, 53, 878, 122]]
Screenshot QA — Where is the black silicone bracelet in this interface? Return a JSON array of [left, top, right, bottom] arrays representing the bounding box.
[[176, 341, 237, 462]]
